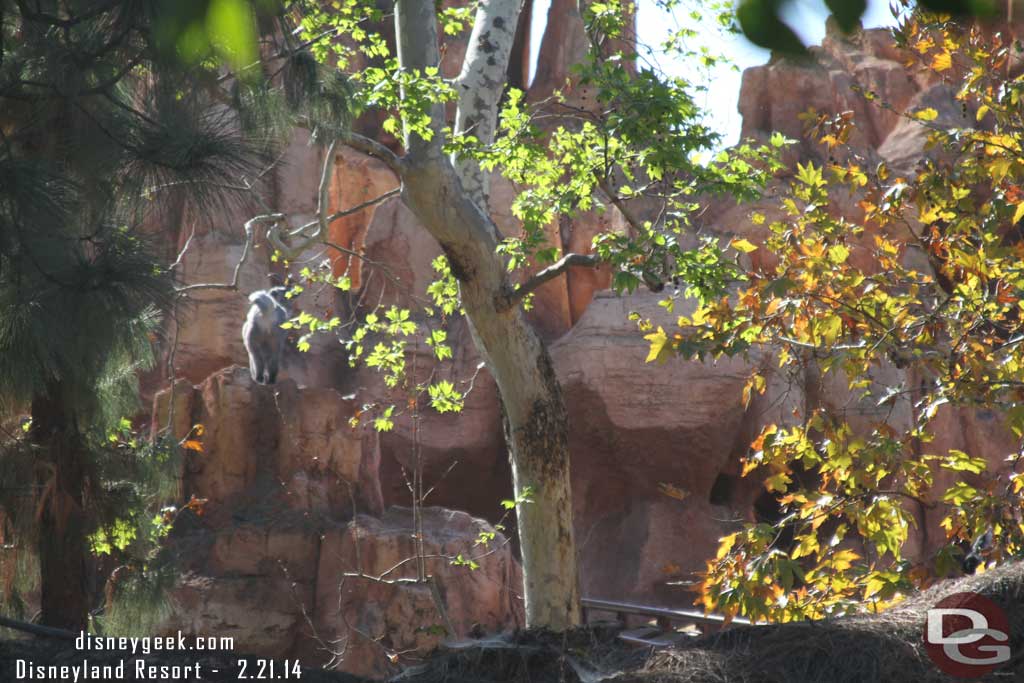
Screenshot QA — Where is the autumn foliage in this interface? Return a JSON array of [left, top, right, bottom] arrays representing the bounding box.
[[645, 11, 1024, 621]]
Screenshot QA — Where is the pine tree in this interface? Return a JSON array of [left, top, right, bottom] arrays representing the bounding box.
[[0, 0, 276, 630]]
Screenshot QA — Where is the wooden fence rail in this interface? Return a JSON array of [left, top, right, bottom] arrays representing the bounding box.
[[581, 597, 752, 648]]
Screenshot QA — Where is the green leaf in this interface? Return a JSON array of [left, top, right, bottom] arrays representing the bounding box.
[[205, 0, 258, 69], [428, 380, 464, 413], [736, 0, 807, 54], [940, 449, 988, 474], [825, 0, 867, 34], [827, 244, 850, 264]]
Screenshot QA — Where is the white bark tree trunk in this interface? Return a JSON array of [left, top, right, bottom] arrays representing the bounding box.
[[391, 0, 582, 630], [452, 0, 525, 213]]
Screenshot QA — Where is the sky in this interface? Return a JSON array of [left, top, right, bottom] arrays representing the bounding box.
[[529, 0, 899, 145]]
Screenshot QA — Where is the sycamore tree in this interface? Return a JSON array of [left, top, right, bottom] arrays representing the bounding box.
[[633, 6, 1024, 621], [234, 0, 781, 629]]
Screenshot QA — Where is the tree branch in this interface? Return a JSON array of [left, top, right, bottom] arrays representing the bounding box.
[[175, 214, 281, 294], [320, 188, 401, 226], [340, 131, 406, 176], [597, 175, 648, 236], [316, 138, 338, 240], [267, 187, 401, 258], [497, 253, 601, 311], [394, 0, 445, 157], [452, 0, 525, 211]]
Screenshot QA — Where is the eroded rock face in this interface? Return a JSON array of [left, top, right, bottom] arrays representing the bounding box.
[[152, 366, 380, 517], [170, 232, 273, 386], [552, 291, 766, 602], [156, 507, 520, 677], [312, 507, 523, 678], [738, 26, 923, 162], [149, 368, 522, 678]]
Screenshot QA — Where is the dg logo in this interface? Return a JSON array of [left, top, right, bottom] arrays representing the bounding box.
[[924, 592, 1011, 678]]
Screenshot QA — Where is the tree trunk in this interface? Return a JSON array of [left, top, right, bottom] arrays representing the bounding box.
[[392, 0, 582, 629], [31, 388, 89, 631], [402, 155, 583, 629]]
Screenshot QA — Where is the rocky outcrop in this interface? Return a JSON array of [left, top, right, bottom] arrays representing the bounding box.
[[738, 25, 925, 163], [148, 368, 522, 678], [312, 507, 523, 678], [156, 506, 520, 679], [551, 292, 764, 601], [152, 366, 380, 517]]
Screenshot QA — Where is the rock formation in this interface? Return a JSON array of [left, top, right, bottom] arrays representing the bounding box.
[[150, 368, 522, 678]]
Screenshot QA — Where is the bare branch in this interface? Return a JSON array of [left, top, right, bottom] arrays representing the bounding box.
[[497, 253, 601, 311], [268, 187, 401, 258], [266, 140, 340, 257], [284, 187, 402, 245], [321, 187, 402, 226], [175, 214, 283, 295], [316, 138, 338, 240], [169, 225, 197, 272], [0, 615, 76, 640]]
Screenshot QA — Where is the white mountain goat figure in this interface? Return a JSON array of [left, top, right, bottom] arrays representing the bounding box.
[[242, 286, 290, 384]]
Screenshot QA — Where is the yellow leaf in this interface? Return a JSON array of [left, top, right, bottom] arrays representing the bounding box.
[[827, 244, 850, 264], [976, 104, 990, 122], [864, 576, 887, 599], [644, 327, 670, 364], [918, 205, 941, 224], [831, 549, 861, 571], [792, 534, 819, 560], [731, 238, 758, 253], [990, 157, 1013, 183], [765, 471, 791, 492], [931, 51, 952, 72], [716, 533, 738, 560], [914, 107, 939, 121], [1014, 202, 1024, 225]]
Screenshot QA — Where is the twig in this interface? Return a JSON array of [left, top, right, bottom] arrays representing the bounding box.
[[175, 214, 282, 294]]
